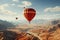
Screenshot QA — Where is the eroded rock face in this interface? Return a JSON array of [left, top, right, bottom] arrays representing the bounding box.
[[0, 31, 40, 40], [29, 28, 49, 40], [28, 24, 60, 40], [48, 28, 60, 40], [0, 24, 60, 40], [15, 32, 40, 40]]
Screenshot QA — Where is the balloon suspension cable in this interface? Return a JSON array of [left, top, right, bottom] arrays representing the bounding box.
[[29, 21, 31, 24]]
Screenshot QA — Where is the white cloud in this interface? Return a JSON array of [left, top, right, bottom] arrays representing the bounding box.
[[0, 4, 9, 10], [0, 4, 16, 15], [0, 15, 15, 21], [18, 1, 32, 7], [0, 3, 18, 14], [0, 4, 18, 21], [0, 4, 26, 22], [22, 1, 32, 7], [1, 10, 17, 15], [35, 14, 60, 20], [44, 6, 60, 12], [11, 3, 15, 6], [18, 5, 25, 8], [12, 0, 19, 2]]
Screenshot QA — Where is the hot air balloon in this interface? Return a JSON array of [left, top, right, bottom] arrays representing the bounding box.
[[24, 8, 36, 23], [16, 17, 18, 20]]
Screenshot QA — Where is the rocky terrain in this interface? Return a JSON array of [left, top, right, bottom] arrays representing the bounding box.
[[28, 24, 60, 40], [0, 30, 40, 40], [0, 24, 60, 40]]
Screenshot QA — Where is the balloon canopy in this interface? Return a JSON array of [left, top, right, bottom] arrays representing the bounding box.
[[24, 8, 36, 23]]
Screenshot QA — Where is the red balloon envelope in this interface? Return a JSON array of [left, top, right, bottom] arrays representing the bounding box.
[[24, 8, 36, 23]]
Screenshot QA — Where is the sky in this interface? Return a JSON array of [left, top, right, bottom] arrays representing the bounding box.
[[0, 0, 60, 24]]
